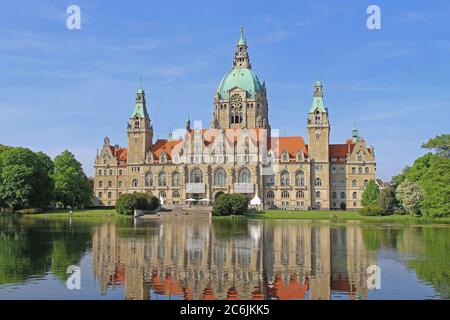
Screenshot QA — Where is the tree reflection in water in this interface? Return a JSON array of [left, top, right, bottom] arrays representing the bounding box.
[[0, 216, 449, 299]]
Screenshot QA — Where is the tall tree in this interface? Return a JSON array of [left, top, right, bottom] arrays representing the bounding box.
[[419, 157, 450, 217], [361, 180, 380, 206], [53, 150, 92, 207], [0, 147, 54, 210], [422, 134, 450, 158]]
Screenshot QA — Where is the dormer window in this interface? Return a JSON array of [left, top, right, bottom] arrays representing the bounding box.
[[160, 152, 167, 164], [282, 151, 289, 162]]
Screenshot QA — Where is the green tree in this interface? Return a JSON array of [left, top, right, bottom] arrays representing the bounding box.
[[116, 192, 159, 215], [53, 150, 92, 208], [391, 166, 411, 189], [0, 147, 54, 210], [396, 180, 424, 215], [361, 180, 380, 206], [421, 134, 450, 158], [377, 187, 396, 214], [212, 194, 248, 216], [419, 157, 450, 217]]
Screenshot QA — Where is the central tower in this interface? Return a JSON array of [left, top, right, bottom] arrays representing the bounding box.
[[211, 27, 270, 130]]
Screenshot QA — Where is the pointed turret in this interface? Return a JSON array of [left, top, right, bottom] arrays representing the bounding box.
[[186, 113, 191, 131], [233, 26, 251, 69], [352, 123, 360, 142], [310, 71, 327, 113]]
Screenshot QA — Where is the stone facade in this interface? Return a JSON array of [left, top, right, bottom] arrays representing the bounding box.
[[93, 29, 376, 210]]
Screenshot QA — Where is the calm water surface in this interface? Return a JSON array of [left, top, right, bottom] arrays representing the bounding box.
[[0, 215, 449, 300]]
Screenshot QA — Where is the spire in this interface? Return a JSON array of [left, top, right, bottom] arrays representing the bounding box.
[[238, 26, 246, 45], [352, 122, 360, 142], [168, 126, 173, 140], [186, 113, 191, 131], [233, 26, 251, 69], [131, 85, 149, 119], [310, 76, 326, 113]]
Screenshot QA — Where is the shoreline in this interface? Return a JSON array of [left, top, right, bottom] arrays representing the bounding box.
[[6, 208, 449, 225]]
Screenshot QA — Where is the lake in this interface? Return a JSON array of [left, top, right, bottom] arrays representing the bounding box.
[[0, 215, 448, 300]]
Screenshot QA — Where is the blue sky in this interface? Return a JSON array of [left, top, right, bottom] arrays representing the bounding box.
[[0, 0, 449, 180]]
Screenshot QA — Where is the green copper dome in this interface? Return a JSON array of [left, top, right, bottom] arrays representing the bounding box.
[[216, 68, 262, 99]]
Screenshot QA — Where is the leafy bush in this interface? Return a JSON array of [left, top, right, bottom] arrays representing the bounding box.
[[116, 192, 159, 215], [359, 204, 385, 216], [213, 194, 248, 216]]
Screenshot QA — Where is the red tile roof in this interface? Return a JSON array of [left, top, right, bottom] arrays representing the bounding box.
[[271, 136, 308, 160], [151, 139, 182, 160]]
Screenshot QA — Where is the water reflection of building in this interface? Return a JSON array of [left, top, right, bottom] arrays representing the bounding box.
[[92, 219, 376, 300]]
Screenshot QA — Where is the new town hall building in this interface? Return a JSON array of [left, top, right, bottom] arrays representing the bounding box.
[[94, 29, 376, 210]]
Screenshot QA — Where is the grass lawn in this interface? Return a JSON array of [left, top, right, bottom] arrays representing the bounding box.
[[241, 210, 450, 224], [24, 208, 121, 219]]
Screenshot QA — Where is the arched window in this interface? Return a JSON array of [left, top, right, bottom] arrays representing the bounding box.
[[158, 172, 167, 186], [134, 120, 139, 128], [315, 178, 322, 186], [281, 171, 290, 186], [118, 180, 122, 188], [358, 167, 363, 174], [295, 171, 305, 187], [352, 179, 357, 187], [99, 181, 103, 188], [358, 154, 364, 162], [281, 190, 290, 198], [109, 169, 113, 176], [238, 168, 251, 183], [145, 172, 153, 187], [352, 192, 357, 199], [172, 172, 180, 187], [107, 192, 112, 199], [296, 190, 304, 198], [159, 191, 166, 198], [104, 170, 107, 176], [132, 179, 139, 187], [340, 192, 346, 199], [267, 191, 275, 199], [365, 167, 369, 174], [316, 191, 321, 198], [98, 192, 102, 198], [98, 170, 103, 176], [364, 179, 368, 187], [353, 202, 357, 207], [190, 168, 203, 183], [282, 152, 289, 162], [352, 167, 356, 174], [172, 191, 180, 198], [108, 180, 112, 187], [315, 110, 321, 123], [119, 169, 122, 176], [214, 168, 227, 187]]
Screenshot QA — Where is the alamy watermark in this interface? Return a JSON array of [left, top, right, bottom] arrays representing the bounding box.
[[66, 265, 81, 290], [66, 5, 81, 30]]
